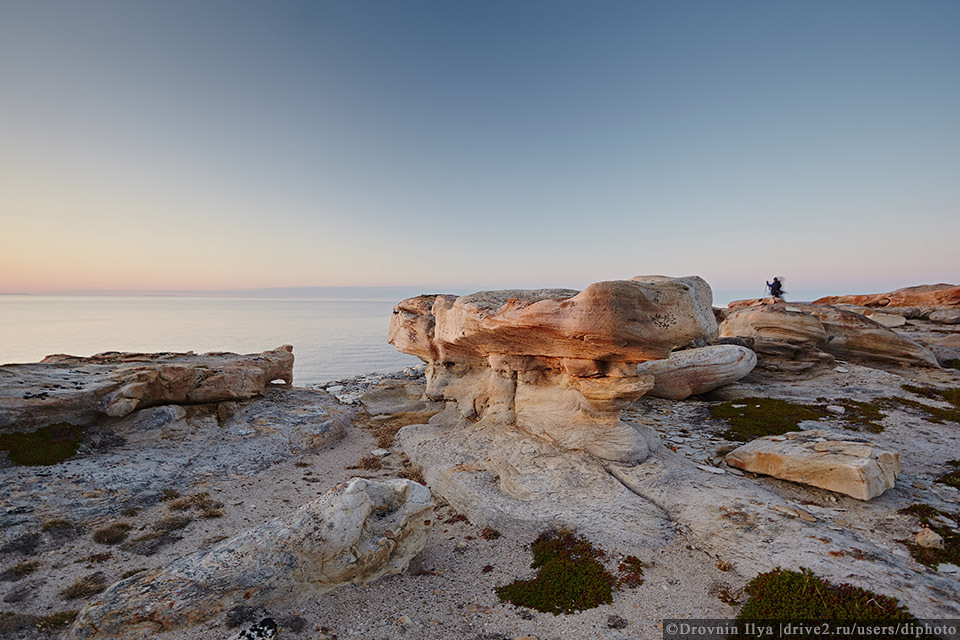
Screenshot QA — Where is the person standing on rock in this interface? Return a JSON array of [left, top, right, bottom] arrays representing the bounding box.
[[766, 277, 785, 299]]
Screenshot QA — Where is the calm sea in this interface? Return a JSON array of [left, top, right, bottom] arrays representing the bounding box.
[[0, 286, 838, 385], [0, 292, 431, 385]]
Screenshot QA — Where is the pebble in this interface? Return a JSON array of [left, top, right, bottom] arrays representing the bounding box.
[[696, 464, 725, 475]]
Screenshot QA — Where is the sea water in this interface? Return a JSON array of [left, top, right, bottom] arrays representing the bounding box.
[[0, 286, 840, 385], [0, 293, 426, 385]]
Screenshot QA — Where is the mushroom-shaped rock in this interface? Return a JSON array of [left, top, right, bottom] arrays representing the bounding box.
[[635, 345, 757, 400], [725, 430, 900, 500], [70, 478, 432, 639], [388, 276, 718, 463]]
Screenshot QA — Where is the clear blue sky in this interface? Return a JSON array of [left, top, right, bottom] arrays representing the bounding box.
[[1, 0, 957, 295]]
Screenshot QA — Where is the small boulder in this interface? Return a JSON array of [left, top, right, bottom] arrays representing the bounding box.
[[724, 430, 900, 500], [915, 528, 945, 550], [862, 311, 907, 328], [929, 310, 960, 325], [635, 345, 757, 400]]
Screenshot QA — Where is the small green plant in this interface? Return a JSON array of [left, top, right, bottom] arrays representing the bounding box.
[[168, 492, 224, 515], [120, 567, 147, 579], [398, 459, 425, 484], [35, 610, 79, 632], [41, 518, 73, 532], [351, 455, 384, 471], [153, 515, 192, 532], [60, 573, 107, 600], [0, 560, 41, 581], [942, 359, 960, 371], [615, 555, 647, 589], [733, 567, 914, 627], [711, 399, 829, 441], [0, 423, 84, 466], [496, 531, 615, 614], [897, 503, 960, 569], [92, 523, 132, 545], [480, 526, 502, 540], [361, 410, 442, 448], [82, 552, 112, 564]]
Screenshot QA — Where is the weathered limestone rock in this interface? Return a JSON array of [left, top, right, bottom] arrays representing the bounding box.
[[916, 528, 945, 549], [635, 345, 757, 400], [719, 301, 939, 369], [862, 310, 907, 328], [429, 277, 717, 363], [389, 276, 719, 463], [720, 305, 828, 358], [724, 430, 900, 500], [398, 406, 673, 550], [0, 346, 295, 432], [801, 304, 940, 368], [929, 309, 960, 325], [70, 478, 432, 639], [813, 283, 960, 308]]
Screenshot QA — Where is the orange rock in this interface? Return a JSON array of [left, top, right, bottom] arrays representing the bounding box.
[[814, 283, 960, 308]]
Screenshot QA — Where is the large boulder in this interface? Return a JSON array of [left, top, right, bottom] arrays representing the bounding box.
[[719, 305, 829, 358], [635, 345, 757, 400], [800, 304, 940, 368], [388, 276, 719, 463], [70, 478, 432, 639], [813, 283, 960, 308], [0, 346, 295, 432], [724, 430, 900, 500]]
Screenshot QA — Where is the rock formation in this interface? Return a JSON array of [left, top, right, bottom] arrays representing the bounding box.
[[389, 276, 728, 463], [719, 301, 939, 369], [813, 283, 960, 308], [0, 346, 294, 432], [635, 345, 757, 400], [70, 478, 432, 639], [724, 430, 900, 500]]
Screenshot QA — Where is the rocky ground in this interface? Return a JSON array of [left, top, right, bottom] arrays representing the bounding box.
[[2, 285, 960, 640]]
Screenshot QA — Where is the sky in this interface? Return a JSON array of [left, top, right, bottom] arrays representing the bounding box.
[[1, 0, 958, 296]]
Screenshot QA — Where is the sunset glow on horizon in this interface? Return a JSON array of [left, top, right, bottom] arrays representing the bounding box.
[[2, 1, 958, 297]]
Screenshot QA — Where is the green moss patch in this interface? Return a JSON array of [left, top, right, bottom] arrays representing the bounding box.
[[496, 531, 615, 614], [734, 567, 914, 624], [0, 423, 84, 466], [897, 503, 960, 569], [902, 384, 960, 407], [710, 399, 829, 441], [936, 464, 960, 489], [890, 385, 960, 424], [828, 399, 888, 433], [942, 359, 960, 370]]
